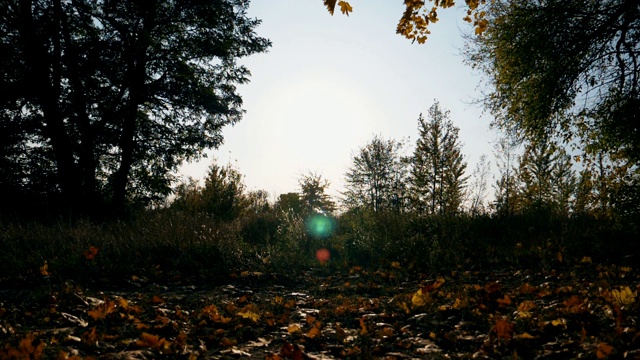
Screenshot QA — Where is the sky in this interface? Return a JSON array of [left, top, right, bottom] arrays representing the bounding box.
[[179, 1, 496, 200]]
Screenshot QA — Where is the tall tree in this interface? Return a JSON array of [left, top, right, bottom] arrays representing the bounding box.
[[410, 101, 467, 215], [0, 0, 270, 216], [517, 136, 558, 209], [343, 135, 408, 213]]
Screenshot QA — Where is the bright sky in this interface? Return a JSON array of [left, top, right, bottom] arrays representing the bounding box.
[[179, 1, 495, 200]]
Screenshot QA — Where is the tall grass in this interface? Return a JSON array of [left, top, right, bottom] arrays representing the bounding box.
[[1, 207, 637, 286]]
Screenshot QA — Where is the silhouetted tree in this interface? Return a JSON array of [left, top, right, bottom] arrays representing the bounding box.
[[343, 135, 408, 213], [298, 172, 336, 216], [410, 102, 467, 215], [0, 0, 270, 216]]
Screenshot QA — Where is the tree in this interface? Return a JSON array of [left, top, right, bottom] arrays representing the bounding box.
[[276, 193, 304, 216], [298, 172, 336, 216], [322, 0, 489, 44], [492, 133, 520, 217], [467, 0, 639, 168], [517, 136, 558, 210], [468, 154, 491, 215], [410, 102, 467, 215], [343, 135, 408, 213], [0, 0, 270, 216], [172, 161, 247, 221]]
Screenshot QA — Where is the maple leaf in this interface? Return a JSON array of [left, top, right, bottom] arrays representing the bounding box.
[[323, 0, 337, 15], [238, 310, 260, 322], [338, 1, 353, 16]]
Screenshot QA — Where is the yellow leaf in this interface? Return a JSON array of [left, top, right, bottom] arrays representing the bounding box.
[[551, 318, 567, 327], [338, 1, 353, 16], [306, 325, 321, 338], [610, 286, 636, 306], [238, 310, 260, 322], [287, 324, 301, 333], [515, 332, 537, 339], [391, 261, 401, 269], [411, 289, 429, 307]]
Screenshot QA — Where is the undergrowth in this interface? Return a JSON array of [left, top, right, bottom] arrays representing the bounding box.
[[0, 208, 637, 287]]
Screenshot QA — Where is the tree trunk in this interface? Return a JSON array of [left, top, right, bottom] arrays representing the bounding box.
[[19, 0, 81, 213]]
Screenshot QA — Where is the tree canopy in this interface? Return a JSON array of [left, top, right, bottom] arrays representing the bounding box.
[[467, 0, 639, 162], [0, 0, 270, 217]]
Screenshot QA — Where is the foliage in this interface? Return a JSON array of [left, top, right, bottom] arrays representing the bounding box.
[[410, 102, 468, 215], [171, 161, 248, 222], [466, 0, 639, 174], [297, 172, 336, 216], [0, 0, 270, 216], [342, 135, 409, 213], [275, 192, 304, 216], [323, 0, 490, 43]]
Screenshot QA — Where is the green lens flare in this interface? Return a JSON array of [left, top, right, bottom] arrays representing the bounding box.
[[306, 214, 336, 238]]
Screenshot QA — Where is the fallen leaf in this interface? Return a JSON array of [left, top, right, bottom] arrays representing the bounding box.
[[610, 286, 636, 305], [40, 261, 50, 276], [596, 342, 613, 358]]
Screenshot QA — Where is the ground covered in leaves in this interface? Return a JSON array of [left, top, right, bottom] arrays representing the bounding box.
[[1, 262, 639, 359]]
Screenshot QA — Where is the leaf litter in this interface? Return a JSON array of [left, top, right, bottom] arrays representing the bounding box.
[[0, 263, 639, 359]]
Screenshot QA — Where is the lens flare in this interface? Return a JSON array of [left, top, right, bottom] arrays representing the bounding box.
[[306, 214, 336, 238], [316, 248, 331, 263]]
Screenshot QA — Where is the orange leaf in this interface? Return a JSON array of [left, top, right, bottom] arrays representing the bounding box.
[[306, 325, 321, 339], [40, 261, 50, 276], [493, 318, 514, 341], [497, 295, 512, 307], [596, 343, 613, 358], [359, 317, 368, 334], [87, 299, 117, 320], [220, 337, 237, 348], [151, 295, 164, 304], [485, 282, 503, 294], [83, 246, 98, 260]]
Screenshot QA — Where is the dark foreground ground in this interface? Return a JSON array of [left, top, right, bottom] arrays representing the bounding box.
[[1, 263, 639, 359]]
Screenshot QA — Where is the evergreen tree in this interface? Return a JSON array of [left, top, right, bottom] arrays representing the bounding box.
[[410, 101, 467, 215]]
